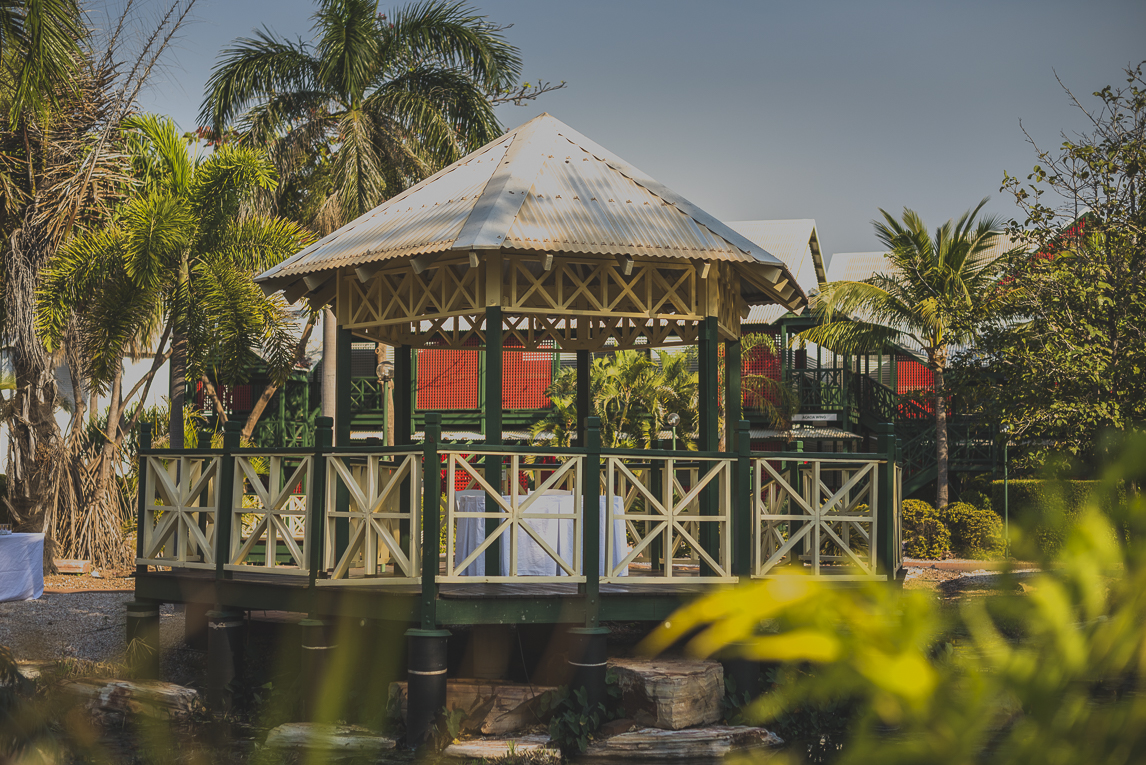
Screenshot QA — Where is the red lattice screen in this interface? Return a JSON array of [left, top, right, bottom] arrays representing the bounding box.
[[502, 351, 552, 409], [195, 382, 252, 412], [416, 350, 480, 410], [743, 332, 781, 410]]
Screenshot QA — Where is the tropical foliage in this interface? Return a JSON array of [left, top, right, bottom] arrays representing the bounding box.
[[953, 61, 1146, 476], [200, 0, 522, 232], [645, 434, 1146, 764], [38, 114, 315, 451], [799, 201, 1013, 506], [531, 350, 698, 449]]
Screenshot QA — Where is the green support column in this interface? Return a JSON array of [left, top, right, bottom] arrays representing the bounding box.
[[575, 349, 591, 446], [485, 306, 503, 576], [582, 416, 602, 625], [734, 419, 752, 576], [725, 339, 742, 430], [308, 417, 333, 587], [135, 423, 151, 578], [875, 422, 899, 579], [334, 328, 353, 563], [395, 346, 412, 547], [421, 413, 442, 628], [215, 421, 242, 580], [650, 438, 665, 573], [697, 317, 719, 575]]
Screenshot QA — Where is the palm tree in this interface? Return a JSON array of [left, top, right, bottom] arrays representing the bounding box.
[[38, 114, 315, 450], [199, 0, 520, 232], [799, 200, 1010, 507]]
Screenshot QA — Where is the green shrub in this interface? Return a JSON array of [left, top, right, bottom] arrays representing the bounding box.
[[942, 502, 1004, 559], [901, 499, 949, 559], [990, 479, 1111, 554]]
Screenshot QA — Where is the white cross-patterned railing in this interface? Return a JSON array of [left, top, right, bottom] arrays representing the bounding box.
[[753, 457, 884, 580], [226, 454, 312, 574], [441, 451, 584, 582], [321, 452, 422, 584], [137, 455, 220, 569], [603, 455, 734, 583]]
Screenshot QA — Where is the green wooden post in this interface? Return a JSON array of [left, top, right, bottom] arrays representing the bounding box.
[[698, 317, 719, 575], [197, 429, 212, 544], [575, 349, 591, 447], [333, 328, 352, 563], [308, 417, 333, 588], [734, 419, 752, 576], [725, 339, 742, 429], [214, 421, 242, 580], [421, 413, 442, 628], [583, 416, 601, 625], [875, 421, 897, 578], [135, 423, 152, 577], [650, 438, 665, 573], [484, 306, 503, 576]]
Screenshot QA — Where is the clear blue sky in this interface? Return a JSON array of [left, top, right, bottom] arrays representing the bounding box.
[[134, 0, 1145, 264]]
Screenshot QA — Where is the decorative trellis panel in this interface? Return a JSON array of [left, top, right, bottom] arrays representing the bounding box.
[[321, 453, 422, 583], [753, 458, 884, 580], [137, 456, 219, 569], [227, 455, 311, 574], [441, 451, 584, 582], [602, 456, 734, 583]]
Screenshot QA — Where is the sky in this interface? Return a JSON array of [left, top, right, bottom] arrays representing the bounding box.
[[128, 0, 1146, 265]]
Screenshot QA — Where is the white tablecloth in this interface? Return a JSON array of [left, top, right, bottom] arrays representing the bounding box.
[[454, 491, 629, 577], [0, 533, 44, 602]]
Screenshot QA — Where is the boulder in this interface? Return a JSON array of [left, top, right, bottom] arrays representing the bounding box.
[[443, 734, 560, 761], [390, 678, 557, 735], [264, 723, 395, 756], [608, 658, 723, 730], [583, 726, 783, 759], [65, 679, 200, 721]]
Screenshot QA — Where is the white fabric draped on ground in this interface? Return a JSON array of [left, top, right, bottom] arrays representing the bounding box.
[[453, 491, 629, 576], [0, 533, 44, 602]]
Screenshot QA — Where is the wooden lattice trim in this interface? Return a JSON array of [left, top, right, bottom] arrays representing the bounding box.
[[226, 455, 311, 574], [138, 456, 219, 569]]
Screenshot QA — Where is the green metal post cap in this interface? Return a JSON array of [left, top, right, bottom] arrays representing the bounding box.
[[315, 416, 333, 429], [568, 627, 610, 636], [405, 628, 451, 638], [425, 412, 441, 425], [224, 420, 243, 432]]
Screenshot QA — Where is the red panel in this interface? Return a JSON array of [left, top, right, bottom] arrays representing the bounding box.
[[896, 357, 934, 394], [416, 350, 480, 410], [502, 351, 552, 410], [743, 332, 781, 409]]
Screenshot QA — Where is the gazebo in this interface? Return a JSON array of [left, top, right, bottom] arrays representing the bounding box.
[[128, 115, 903, 740]]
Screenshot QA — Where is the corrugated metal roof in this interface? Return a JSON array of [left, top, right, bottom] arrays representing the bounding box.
[[727, 220, 825, 326], [258, 114, 806, 310], [826, 251, 892, 283]]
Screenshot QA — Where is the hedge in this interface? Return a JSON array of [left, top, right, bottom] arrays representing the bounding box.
[[902, 499, 950, 559], [990, 479, 1112, 554], [942, 502, 1004, 559]]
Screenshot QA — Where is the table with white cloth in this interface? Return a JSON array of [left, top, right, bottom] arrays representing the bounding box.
[[0, 532, 45, 602], [453, 491, 629, 577]]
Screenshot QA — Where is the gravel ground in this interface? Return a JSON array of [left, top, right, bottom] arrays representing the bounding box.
[[0, 590, 184, 663]]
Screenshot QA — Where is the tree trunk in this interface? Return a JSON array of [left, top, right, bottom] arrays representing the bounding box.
[[169, 329, 187, 449], [2, 227, 63, 558], [934, 362, 949, 508], [241, 312, 318, 443]]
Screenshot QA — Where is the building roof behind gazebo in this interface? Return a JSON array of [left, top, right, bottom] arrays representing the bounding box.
[[258, 113, 805, 311]]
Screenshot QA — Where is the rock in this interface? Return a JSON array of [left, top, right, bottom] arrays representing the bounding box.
[[90, 570, 103, 579], [583, 726, 783, 759], [608, 658, 723, 730], [54, 559, 90, 575], [65, 679, 200, 721], [443, 734, 559, 761], [264, 723, 396, 756], [598, 717, 636, 738], [390, 679, 557, 735]]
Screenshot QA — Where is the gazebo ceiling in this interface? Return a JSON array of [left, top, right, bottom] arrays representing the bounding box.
[[256, 114, 808, 350]]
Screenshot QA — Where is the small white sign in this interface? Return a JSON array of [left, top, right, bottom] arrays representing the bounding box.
[[791, 413, 838, 423]]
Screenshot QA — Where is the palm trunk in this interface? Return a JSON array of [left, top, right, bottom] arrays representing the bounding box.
[[169, 257, 191, 449], [242, 312, 318, 442], [2, 227, 63, 564], [934, 363, 949, 508]]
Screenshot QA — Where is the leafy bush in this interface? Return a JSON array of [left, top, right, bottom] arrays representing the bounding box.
[[990, 479, 1121, 554], [942, 502, 1004, 559], [545, 670, 624, 754], [901, 499, 950, 559]]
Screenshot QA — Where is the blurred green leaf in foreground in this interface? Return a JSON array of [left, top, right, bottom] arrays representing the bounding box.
[[643, 434, 1146, 764]]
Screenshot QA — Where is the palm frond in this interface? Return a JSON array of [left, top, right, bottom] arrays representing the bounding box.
[[215, 214, 316, 273], [314, 0, 381, 105], [800, 320, 904, 357], [122, 114, 194, 195]]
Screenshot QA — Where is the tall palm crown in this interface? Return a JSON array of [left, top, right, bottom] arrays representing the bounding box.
[[200, 0, 520, 230], [800, 199, 1011, 506], [38, 115, 315, 444]]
